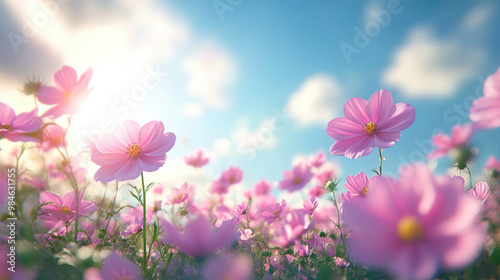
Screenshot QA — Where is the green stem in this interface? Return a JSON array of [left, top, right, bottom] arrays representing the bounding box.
[[379, 148, 384, 176], [101, 180, 119, 245], [465, 165, 473, 190], [141, 172, 148, 274]]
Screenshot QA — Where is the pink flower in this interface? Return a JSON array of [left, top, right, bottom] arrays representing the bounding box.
[[91, 120, 176, 183], [428, 123, 474, 159], [254, 179, 272, 196], [235, 201, 248, 216], [278, 162, 314, 193], [470, 67, 500, 129], [166, 183, 191, 205], [39, 124, 66, 151], [316, 168, 336, 187], [37, 65, 93, 118], [303, 196, 319, 215], [220, 166, 243, 186], [21, 174, 47, 190], [184, 150, 210, 167], [39, 191, 97, 222], [160, 214, 239, 257], [0, 102, 42, 142], [326, 89, 416, 159], [310, 152, 326, 168], [101, 251, 143, 280], [202, 255, 252, 280], [273, 209, 314, 247], [239, 229, 253, 241], [342, 163, 485, 280], [341, 172, 376, 203], [309, 186, 325, 197], [469, 181, 490, 204], [261, 199, 287, 224], [485, 156, 500, 177], [334, 257, 350, 268], [120, 205, 153, 227]]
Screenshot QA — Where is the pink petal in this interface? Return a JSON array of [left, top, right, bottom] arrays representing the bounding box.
[[2, 132, 40, 143], [54, 66, 78, 91], [12, 109, 42, 132], [469, 97, 500, 129], [139, 121, 164, 148], [378, 102, 416, 132], [94, 163, 125, 183], [374, 131, 401, 148], [142, 132, 176, 156], [91, 151, 129, 166], [77, 68, 93, 86], [114, 159, 142, 181], [41, 104, 67, 119], [62, 191, 78, 208], [40, 191, 63, 206], [483, 67, 500, 97], [37, 86, 65, 105], [329, 136, 365, 156], [367, 89, 394, 124], [343, 97, 370, 125], [0, 102, 15, 124], [96, 136, 127, 153], [138, 155, 166, 172], [344, 135, 375, 159], [115, 120, 140, 145], [326, 117, 364, 140]]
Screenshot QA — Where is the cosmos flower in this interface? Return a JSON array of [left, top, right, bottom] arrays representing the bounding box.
[[254, 179, 272, 196], [326, 89, 416, 159], [160, 214, 239, 258], [101, 251, 143, 280], [184, 149, 210, 167], [91, 120, 176, 183], [309, 152, 326, 168], [303, 196, 319, 215], [342, 163, 485, 280], [272, 209, 314, 247], [334, 257, 350, 268], [428, 123, 474, 159], [341, 172, 376, 203], [219, 166, 243, 186], [38, 191, 97, 223], [470, 67, 500, 129], [261, 199, 287, 224], [278, 162, 314, 193], [469, 181, 490, 204], [485, 156, 500, 178], [235, 201, 248, 216], [38, 123, 66, 151], [37, 65, 93, 118], [166, 183, 191, 205], [0, 101, 42, 142], [202, 255, 253, 280]]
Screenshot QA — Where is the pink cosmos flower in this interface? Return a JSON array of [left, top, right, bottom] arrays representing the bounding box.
[[278, 162, 314, 193], [428, 123, 474, 159], [309, 186, 325, 197], [37, 65, 93, 118], [166, 183, 191, 205], [254, 179, 272, 196], [202, 255, 252, 280], [0, 102, 42, 142], [261, 199, 287, 224], [239, 229, 253, 241], [469, 181, 490, 204], [273, 209, 314, 247], [334, 257, 350, 268], [101, 251, 143, 280], [21, 174, 47, 190], [485, 156, 500, 176], [120, 205, 153, 228], [316, 168, 336, 187], [91, 120, 176, 183], [342, 163, 485, 280], [235, 201, 248, 216], [160, 214, 239, 257], [39, 191, 97, 223], [310, 152, 326, 168], [341, 172, 376, 203], [39, 123, 66, 151], [303, 196, 319, 215], [326, 89, 416, 159], [220, 166, 243, 185], [469, 67, 500, 129], [184, 149, 210, 168]]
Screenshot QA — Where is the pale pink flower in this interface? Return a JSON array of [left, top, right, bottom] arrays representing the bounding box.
[[38, 65, 93, 118], [326, 89, 416, 159], [120, 205, 153, 228], [294, 243, 311, 257], [219, 166, 243, 186], [166, 183, 191, 205], [38, 191, 97, 222], [273, 209, 314, 247], [39, 123, 65, 151], [278, 162, 314, 193], [160, 214, 239, 257], [101, 251, 143, 280], [316, 168, 336, 187], [202, 255, 252, 280], [310, 152, 326, 168], [261, 199, 287, 224], [485, 156, 500, 177], [235, 201, 248, 216], [303, 196, 319, 215], [469, 181, 490, 204], [21, 174, 47, 190], [428, 123, 474, 159], [91, 120, 176, 183], [470, 67, 500, 129], [239, 229, 253, 241], [342, 163, 485, 280], [341, 172, 376, 203], [184, 149, 210, 167], [309, 186, 325, 197], [0, 101, 42, 142], [334, 257, 350, 268], [254, 179, 272, 196]]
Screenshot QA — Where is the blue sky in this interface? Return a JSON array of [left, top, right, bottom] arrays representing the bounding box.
[[1, 0, 499, 199]]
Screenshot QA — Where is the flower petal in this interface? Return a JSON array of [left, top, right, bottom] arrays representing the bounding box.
[[344, 135, 375, 159], [37, 86, 65, 105], [114, 159, 142, 181], [138, 155, 166, 172], [343, 97, 370, 125], [374, 131, 401, 148], [115, 120, 140, 145], [0, 102, 16, 124], [142, 132, 176, 156], [366, 89, 394, 124], [326, 117, 364, 140], [139, 121, 164, 148], [12, 109, 42, 132], [54, 66, 78, 91], [378, 102, 416, 132]]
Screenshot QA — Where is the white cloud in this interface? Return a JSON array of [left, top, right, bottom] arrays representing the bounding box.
[[382, 5, 494, 98], [286, 74, 343, 126], [182, 42, 237, 108], [232, 118, 279, 151], [182, 103, 204, 118], [207, 138, 232, 161]]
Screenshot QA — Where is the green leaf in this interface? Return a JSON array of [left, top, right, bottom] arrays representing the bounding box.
[[490, 246, 500, 265]]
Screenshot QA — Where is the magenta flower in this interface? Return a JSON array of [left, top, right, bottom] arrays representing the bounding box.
[[261, 199, 287, 224], [38, 191, 97, 223], [160, 214, 239, 257], [341, 172, 376, 203], [303, 196, 319, 215], [219, 166, 243, 185], [326, 89, 416, 159], [254, 179, 272, 196], [184, 149, 210, 167], [39, 124, 66, 151], [428, 123, 474, 159], [342, 163, 485, 280], [469, 181, 490, 204], [166, 183, 191, 205], [0, 102, 42, 142], [235, 201, 248, 216], [101, 251, 143, 280], [37, 65, 93, 118], [310, 152, 326, 168], [91, 120, 176, 183], [470, 67, 500, 129], [273, 209, 314, 247], [278, 162, 314, 193]]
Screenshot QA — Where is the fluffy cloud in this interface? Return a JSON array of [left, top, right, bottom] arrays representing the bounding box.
[[286, 74, 343, 126], [232, 118, 279, 151], [382, 5, 492, 98], [182, 42, 237, 108], [183, 103, 204, 118]]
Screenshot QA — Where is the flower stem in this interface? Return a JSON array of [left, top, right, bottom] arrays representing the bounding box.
[[465, 165, 473, 190], [379, 148, 384, 176], [141, 172, 148, 275]]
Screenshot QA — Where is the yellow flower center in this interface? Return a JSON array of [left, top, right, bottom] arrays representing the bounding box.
[[363, 122, 377, 136], [60, 206, 71, 214], [360, 187, 368, 195], [294, 177, 302, 185], [397, 216, 423, 242], [273, 210, 279, 215], [1, 123, 12, 131], [64, 90, 71, 99], [126, 144, 142, 159]]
